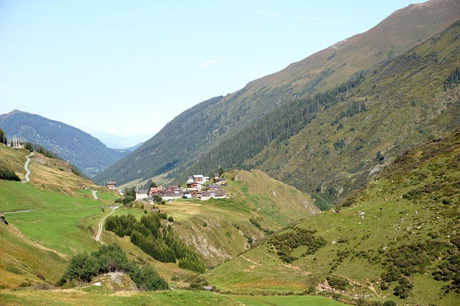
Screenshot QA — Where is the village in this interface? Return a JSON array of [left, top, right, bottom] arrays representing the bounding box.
[[106, 174, 228, 203]]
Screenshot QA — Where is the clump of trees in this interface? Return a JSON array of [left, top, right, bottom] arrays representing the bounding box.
[[24, 142, 58, 159], [326, 275, 349, 291], [0, 167, 20, 181], [58, 244, 168, 291], [380, 237, 460, 298], [268, 227, 326, 263], [249, 218, 274, 235], [0, 128, 7, 145], [116, 187, 136, 205], [105, 213, 205, 273]]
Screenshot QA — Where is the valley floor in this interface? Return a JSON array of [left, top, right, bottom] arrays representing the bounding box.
[[0, 288, 345, 306]]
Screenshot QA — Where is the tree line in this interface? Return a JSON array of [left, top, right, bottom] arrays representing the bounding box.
[[105, 213, 206, 273], [182, 72, 365, 180]]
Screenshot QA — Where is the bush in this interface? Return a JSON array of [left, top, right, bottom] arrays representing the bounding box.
[[327, 275, 349, 291], [268, 227, 326, 262], [58, 244, 168, 291]]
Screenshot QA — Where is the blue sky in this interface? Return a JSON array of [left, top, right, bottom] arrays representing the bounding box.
[[0, 0, 425, 148]]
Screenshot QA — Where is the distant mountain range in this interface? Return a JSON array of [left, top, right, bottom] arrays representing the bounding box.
[[0, 110, 130, 177], [93, 0, 460, 206]]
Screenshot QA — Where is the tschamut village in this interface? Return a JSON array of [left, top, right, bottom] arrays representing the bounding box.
[[106, 174, 228, 203]]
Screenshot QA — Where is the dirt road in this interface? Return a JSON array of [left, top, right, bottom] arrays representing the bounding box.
[[22, 152, 34, 183]]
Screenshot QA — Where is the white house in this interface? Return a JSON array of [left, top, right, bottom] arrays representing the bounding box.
[[136, 189, 149, 201]]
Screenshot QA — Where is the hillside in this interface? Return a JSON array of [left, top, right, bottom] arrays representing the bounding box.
[[186, 18, 460, 206], [206, 129, 460, 305], [157, 170, 319, 267], [0, 144, 113, 288], [0, 144, 328, 305], [0, 110, 129, 177], [94, 0, 460, 191]]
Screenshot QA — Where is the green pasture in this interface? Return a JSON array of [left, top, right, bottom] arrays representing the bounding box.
[[0, 181, 115, 255], [0, 288, 348, 306], [233, 295, 346, 306], [0, 289, 239, 306]]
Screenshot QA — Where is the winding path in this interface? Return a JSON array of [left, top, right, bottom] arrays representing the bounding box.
[[95, 205, 118, 244], [22, 152, 34, 183], [92, 190, 98, 200]]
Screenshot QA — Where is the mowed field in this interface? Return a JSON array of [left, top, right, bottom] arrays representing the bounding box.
[[0, 180, 115, 256]]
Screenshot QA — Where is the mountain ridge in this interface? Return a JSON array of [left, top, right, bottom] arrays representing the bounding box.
[[0, 110, 129, 177], [94, 0, 460, 193]]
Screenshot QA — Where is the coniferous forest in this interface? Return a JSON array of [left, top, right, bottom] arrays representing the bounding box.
[[105, 213, 206, 273]]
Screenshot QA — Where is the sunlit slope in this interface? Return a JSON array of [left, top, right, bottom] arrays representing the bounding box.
[[207, 130, 460, 305], [0, 145, 118, 288], [94, 0, 460, 188], [152, 170, 319, 267], [187, 19, 460, 205]]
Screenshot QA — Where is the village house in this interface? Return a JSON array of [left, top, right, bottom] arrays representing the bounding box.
[[148, 186, 165, 196], [136, 189, 149, 201], [162, 190, 182, 201], [105, 181, 117, 189], [197, 191, 211, 201], [206, 183, 221, 191], [210, 189, 227, 199], [165, 185, 180, 192], [213, 177, 227, 185], [186, 175, 210, 191], [183, 190, 194, 199]]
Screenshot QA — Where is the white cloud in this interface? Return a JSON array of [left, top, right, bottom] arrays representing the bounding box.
[[198, 57, 224, 69]]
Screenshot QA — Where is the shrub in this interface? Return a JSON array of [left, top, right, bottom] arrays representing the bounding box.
[[58, 244, 168, 291], [327, 275, 349, 290]]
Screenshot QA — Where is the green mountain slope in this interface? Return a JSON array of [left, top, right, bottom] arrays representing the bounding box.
[[94, 0, 460, 188], [0, 110, 129, 177], [185, 18, 460, 206], [206, 129, 460, 305], [160, 170, 319, 267], [0, 145, 114, 288], [0, 144, 322, 303]]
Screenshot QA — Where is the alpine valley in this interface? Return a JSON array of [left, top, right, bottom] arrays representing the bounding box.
[[1, 0, 460, 305]]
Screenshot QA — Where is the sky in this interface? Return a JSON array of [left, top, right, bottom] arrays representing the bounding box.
[[0, 0, 426, 148]]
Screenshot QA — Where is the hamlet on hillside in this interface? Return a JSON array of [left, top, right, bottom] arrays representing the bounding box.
[[108, 174, 228, 202]]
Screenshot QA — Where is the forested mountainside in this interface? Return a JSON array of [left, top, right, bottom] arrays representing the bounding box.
[[207, 128, 460, 305], [94, 0, 460, 194], [186, 20, 460, 206], [0, 110, 129, 177]]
